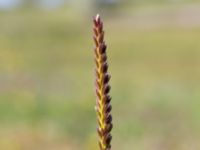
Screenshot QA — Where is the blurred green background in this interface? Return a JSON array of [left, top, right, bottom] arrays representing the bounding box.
[[1, 0, 200, 150]]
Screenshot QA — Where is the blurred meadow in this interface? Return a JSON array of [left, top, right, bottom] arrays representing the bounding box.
[[1, 0, 200, 150]]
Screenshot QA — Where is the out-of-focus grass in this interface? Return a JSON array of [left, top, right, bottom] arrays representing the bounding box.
[[1, 6, 200, 150]]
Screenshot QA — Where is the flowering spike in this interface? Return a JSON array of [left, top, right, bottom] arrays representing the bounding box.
[[93, 14, 113, 150]]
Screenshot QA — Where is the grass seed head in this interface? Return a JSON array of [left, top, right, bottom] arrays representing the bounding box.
[[93, 14, 113, 150]]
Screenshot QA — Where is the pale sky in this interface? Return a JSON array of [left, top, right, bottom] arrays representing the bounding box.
[[0, 0, 21, 9], [0, 0, 66, 9]]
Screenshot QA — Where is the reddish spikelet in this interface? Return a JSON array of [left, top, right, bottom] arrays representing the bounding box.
[[93, 14, 113, 150]]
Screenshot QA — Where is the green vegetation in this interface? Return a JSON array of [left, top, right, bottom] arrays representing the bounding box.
[[0, 6, 200, 150]]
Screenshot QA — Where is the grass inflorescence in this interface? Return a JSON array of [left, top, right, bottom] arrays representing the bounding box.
[[93, 14, 113, 150]]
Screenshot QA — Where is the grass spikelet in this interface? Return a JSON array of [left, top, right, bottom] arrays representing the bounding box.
[[93, 14, 113, 150]]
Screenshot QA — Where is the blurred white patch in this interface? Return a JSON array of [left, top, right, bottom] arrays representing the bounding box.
[[0, 0, 21, 9], [39, 0, 66, 9]]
